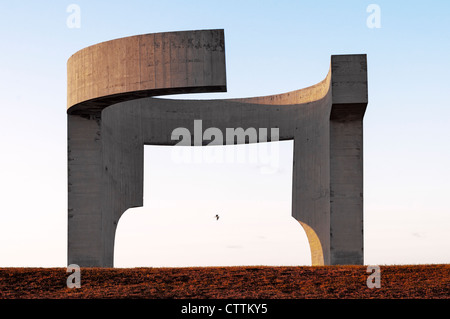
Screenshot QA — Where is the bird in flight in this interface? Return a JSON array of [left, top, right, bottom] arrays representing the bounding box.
[[215, 214, 220, 221]]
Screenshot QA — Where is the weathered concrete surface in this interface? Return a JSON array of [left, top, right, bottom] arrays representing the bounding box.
[[329, 54, 367, 265], [67, 30, 367, 267], [68, 29, 227, 267], [67, 29, 226, 114]]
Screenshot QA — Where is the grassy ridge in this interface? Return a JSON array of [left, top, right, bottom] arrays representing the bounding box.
[[0, 264, 449, 299]]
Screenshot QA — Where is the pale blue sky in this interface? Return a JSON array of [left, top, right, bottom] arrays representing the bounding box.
[[0, 1, 449, 267]]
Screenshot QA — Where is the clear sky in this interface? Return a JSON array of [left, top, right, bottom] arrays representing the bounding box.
[[0, 0, 449, 267]]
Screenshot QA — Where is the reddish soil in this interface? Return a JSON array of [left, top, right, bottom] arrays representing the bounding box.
[[0, 264, 448, 299]]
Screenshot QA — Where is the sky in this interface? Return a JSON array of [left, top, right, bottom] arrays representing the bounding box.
[[0, 0, 449, 267]]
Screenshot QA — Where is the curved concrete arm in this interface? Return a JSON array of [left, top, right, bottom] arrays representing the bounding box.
[[67, 29, 227, 114]]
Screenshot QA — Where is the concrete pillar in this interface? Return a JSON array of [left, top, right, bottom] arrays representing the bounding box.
[[329, 54, 367, 265], [293, 55, 367, 266], [67, 113, 105, 266], [291, 97, 332, 266]]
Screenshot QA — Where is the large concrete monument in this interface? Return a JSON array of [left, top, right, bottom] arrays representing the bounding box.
[[67, 29, 368, 267]]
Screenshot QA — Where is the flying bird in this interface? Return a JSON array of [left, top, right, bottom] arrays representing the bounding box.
[[215, 214, 220, 220]]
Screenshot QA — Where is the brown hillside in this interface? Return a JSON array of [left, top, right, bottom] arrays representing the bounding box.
[[0, 264, 448, 299]]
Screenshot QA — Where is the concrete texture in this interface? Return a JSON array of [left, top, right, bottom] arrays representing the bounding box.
[[67, 30, 368, 267], [67, 29, 226, 114]]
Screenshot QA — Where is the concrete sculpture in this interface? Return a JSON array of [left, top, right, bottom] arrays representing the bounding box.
[[67, 29, 368, 267]]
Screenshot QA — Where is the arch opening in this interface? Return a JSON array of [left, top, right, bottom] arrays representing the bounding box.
[[114, 141, 312, 267]]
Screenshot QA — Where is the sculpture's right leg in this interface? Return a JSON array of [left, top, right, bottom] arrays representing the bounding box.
[[291, 105, 332, 266]]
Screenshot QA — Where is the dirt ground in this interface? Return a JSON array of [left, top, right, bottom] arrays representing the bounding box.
[[0, 264, 449, 299]]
